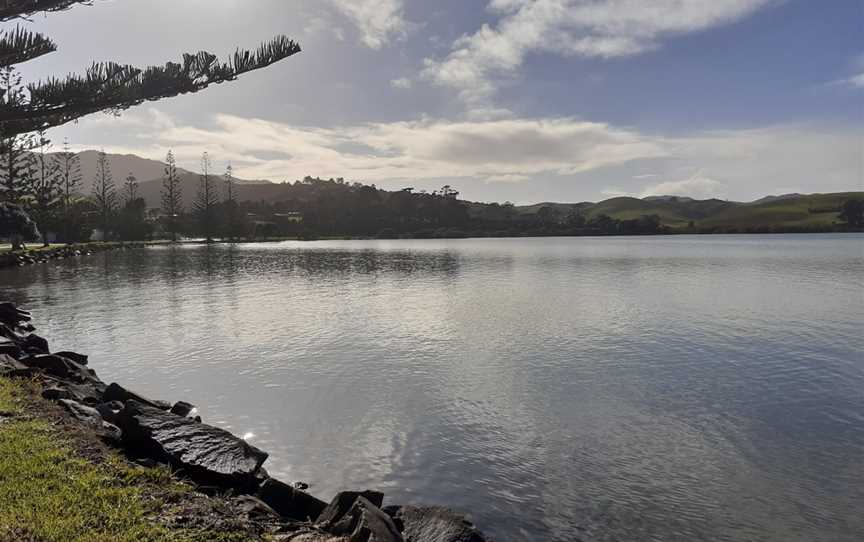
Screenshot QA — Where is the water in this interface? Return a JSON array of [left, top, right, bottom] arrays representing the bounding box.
[[2, 235, 863, 541]]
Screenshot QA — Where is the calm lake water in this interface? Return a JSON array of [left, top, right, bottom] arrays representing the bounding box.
[[2, 235, 863, 541]]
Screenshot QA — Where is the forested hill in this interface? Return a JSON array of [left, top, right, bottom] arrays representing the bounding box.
[[133, 172, 859, 236], [65, 152, 862, 237]]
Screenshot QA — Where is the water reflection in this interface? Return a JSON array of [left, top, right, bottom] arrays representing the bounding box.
[[1, 235, 862, 542]]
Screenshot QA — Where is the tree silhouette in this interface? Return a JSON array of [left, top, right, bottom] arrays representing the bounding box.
[[0, 201, 38, 249], [0, 67, 33, 203], [0, 1, 301, 138], [26, 130, 61, 246], [839, 199, 863, 228], [194, 152, 219, 242], [53, 137, 80, 243], [160, 150, 182, 242], [223, 162, 242, 240], [91, 149, 116, 240], [123, 172, 138, 205]]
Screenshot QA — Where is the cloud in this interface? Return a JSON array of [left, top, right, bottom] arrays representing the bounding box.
[[639, 172, 727, 199], [65, 109, 666, 184], [390, 77, 413, 89], [328, 0, 408, 49], [485, 174, 531, 183], [831, 72, 864, 89], [423, 0, 777, 105], [58, 110, 862, 202]]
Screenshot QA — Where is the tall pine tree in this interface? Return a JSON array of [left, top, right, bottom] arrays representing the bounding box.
[[123, 172, 138, 205], [223, 162, 242, 240], [161, 150, 182, 242], [194, 152, 219, 242], [0, 2, 300, 138], [53, 137, 81, 243], [26, 130, 61, 246], [91, 149, 116, 240], [0, 66, 33, 203]]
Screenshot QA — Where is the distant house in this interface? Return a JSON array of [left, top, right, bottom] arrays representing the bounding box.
[[274, 211, 303, 223]]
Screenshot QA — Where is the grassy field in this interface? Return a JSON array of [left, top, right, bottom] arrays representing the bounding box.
[[0, 378, 258, 542]]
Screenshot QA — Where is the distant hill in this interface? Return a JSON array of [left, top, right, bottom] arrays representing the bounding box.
[[514, 192, 863, 231], [53, 150, 271, 196], [52, 151, 862, 233]]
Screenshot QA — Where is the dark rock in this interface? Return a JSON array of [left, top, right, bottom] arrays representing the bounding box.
[[42, 386, 74, 400], [42, 380, 105, 405], [384, 506, 489, 542], [294, 481, 310, 491], [95, 401, 125, 425], [0, 339, 22, 359], [104, 382, 171, 410], [317, 490, 385, 526], [0, 303, 30, 328], [100, 421, 123, 444], [258, 477, 327, 521], [170, 401, 197, 418], [58, 398, 121, 443], [58, 399, 104, 427], [232, 495, 281, 521], [54, 351, 88, 366], [321, 496, 403, 542], [118, 400, 268, 490], [22, 333, 49, 354], [20, 354, 95, 384], [0, 353, 34, 377]]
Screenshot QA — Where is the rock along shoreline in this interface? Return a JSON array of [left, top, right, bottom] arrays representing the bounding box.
[[0, 302, 492, 542], [0, 242, 149, 269]]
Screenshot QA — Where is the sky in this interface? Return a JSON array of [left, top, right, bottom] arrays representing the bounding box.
[[16, 0, 864, 204]]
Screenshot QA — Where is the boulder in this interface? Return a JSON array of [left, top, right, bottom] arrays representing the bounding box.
[[57, 399, 122, 443], [58, 399, 104, 426], [258, 477, 328, 521], [321, 496, 403, 542], [22, 333, 49, 354], [170, 401, 197, 418], [383, 506, 489, 542], [20, 354, 98, 384], [118, 400, 268, 489], [41, 380, 105, 405], [54, 351, 88, 366], [0, 338, 22, 359], [318, 491, 385, 526], [0, 353, 34, 377], [42, 386, 74, 400], [104, 382, 172, 410], [0, 303, 30, 328], [95, 401, 125, 425]]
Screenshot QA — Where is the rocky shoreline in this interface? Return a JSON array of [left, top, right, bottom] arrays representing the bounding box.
[[0, 243, 149, 269], [0, 302, 491, 542]]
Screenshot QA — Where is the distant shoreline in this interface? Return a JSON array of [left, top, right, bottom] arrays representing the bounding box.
[[4, 227, 862, 269]]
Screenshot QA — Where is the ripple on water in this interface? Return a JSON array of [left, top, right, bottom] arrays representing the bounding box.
[[1, 234, 862, 542]]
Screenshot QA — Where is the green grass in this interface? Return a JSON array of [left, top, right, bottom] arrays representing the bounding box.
[[0, 378, 255, 542]]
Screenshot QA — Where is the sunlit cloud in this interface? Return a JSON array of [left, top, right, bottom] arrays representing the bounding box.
[[423, 0, 778, 106], [328, 0, 409, 49], [59, 110, 862, 202]]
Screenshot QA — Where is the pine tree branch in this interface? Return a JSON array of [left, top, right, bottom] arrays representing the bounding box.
[[0, 26, 56, 67], [0, 35, 301, 137], [0, 0, 92, 22]]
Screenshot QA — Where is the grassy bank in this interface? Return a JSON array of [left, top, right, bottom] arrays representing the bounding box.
[[0, 378, 261, 542]]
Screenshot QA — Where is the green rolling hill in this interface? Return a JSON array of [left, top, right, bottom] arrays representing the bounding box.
[[513, 192, 863, 232]]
